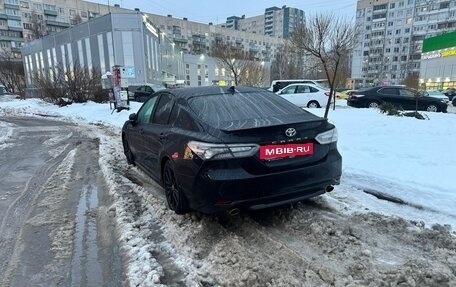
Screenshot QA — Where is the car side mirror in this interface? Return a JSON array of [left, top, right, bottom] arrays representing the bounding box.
[[129, 113, 137, 123]]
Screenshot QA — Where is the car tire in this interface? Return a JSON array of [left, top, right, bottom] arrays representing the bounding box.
[[452, 98, 456, 106], [307, 101, 320, 108], [122, 135, 135, 165], [367, 101, 379, 109], [163, 161, 189, 214], [425, 104, 439, 112]]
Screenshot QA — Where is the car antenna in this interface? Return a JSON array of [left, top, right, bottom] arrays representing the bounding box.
[[227, 86, 236, 94]]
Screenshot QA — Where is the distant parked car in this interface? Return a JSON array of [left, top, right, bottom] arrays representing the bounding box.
[[276, 83, 331, 108], [132, 84, 166, 102], [424, 90, 449, 104], [452, 97, 456, 107], [444, 88, 456, 101], [337, 89, 357, 100], [347, 86, 448, 113], [268, 79, 327, 93], [121, 86, 342, 214]]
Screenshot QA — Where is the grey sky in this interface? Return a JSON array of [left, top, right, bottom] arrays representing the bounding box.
[[93, 0, 357, 24]]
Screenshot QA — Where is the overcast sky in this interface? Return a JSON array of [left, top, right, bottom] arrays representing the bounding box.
[[93, 0, 357, 24]]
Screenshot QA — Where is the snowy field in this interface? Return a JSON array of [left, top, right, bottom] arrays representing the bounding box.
[[1, 95, 455, 228], [1, 94, 456, 286]]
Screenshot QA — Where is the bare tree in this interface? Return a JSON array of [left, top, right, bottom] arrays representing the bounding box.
[[32, 61, 102, 104], [65, 62, 101, 103], [210, 42, 266, 86], [271, 43, 302, 80], [0, 50, 26, 98], [71, 14, 83, 25], [30, 10, 47, 39], [290, 13, 359, 118], [402, 74, 419, 89]]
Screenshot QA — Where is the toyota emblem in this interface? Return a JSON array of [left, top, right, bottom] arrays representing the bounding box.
[[285, 128, 296, 137]]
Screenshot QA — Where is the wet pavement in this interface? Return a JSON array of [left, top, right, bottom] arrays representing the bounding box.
[[0, 116, 126, 287]]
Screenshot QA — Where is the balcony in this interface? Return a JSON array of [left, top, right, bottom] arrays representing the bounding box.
[[46, 20, 70, 28], [0, 13, 7, 20], [44, 9, 58, 16], [4, 3, 19, 9], [7, 14, 21, 21], [173, 36, 188, 43]]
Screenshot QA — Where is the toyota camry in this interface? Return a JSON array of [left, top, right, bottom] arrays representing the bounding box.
[[122, 86, 342, 214]]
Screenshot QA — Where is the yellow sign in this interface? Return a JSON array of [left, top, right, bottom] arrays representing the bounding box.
[[442, 48, 456, 57]]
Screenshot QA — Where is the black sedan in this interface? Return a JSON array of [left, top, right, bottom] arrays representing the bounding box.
[[347, 86, 448, 113], [132, 84, 165, 102], [122, 86, 342, 214]]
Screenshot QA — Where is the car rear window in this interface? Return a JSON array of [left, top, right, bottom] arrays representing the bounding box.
[[188, 90, 306, 124]]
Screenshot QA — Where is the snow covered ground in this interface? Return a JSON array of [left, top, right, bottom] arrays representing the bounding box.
[[1, 94, 456, 286], [1, 95, 455, 228]]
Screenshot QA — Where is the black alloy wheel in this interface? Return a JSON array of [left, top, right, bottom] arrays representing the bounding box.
[[367, 101, 379, 108], [425, 104, 439, 112], [122, 135, 135, 165], [163, 161, 189, 214]]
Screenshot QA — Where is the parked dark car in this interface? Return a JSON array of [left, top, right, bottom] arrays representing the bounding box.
[[347, 86, 448, 113], [452, 96, 456, 107], [122, 86, 342, 214], [132, 84, 166, 102], [444, 88, 456, 101]]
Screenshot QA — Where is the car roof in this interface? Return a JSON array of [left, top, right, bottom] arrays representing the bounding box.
[[281, 83, 324, 88], [160, 86, 266, 100]]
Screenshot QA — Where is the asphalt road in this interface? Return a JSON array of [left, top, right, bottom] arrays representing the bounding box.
[[0, 117, 126, 287]]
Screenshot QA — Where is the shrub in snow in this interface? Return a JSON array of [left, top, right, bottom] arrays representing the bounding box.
[[379, 102, 401, 116]]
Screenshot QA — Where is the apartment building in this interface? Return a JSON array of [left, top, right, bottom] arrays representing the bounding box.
[[1, 0, 285, 63], [0, 0, 129, 59], [223, 6, 305, 39], [352, 0, 456, 87], [146, 13, 284, 62]]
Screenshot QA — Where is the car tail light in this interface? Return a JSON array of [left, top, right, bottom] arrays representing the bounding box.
[[349, 93, 365, 99], [324, 92, 330, 97], [185, 141, 259, 160], [315, 128, 338, 144]]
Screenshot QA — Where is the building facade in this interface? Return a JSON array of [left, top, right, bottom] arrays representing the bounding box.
[[419, 30, 456, 89], [0, 0, 130, 59], [223, 6, 304, 39], [145, 13, 285, 62], [21, 12, 184, 94], [352, 0, 456, 87], [183, 53, 271, 87]]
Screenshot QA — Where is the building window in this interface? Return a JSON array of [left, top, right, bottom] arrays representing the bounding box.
[[32, 3, 42, 10], [20, 1, 29, 8], [7, 19, 21, 28], [5, 8, 20, 16], [43, 4, 56, 11], [70, 9, 76, 16], [58, 7, 65, 14], [390, 3, 395, 9], [440, 2, 450, 9], [81, 11, 88, 18], [5, 0, 19, 5]]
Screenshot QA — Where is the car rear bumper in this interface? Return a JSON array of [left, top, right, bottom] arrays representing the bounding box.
[[180, 150, 342, 214], [347, 99, 365, 108]]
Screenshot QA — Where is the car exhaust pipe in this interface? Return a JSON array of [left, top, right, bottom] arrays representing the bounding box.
[[227, 208, 240, 216], [326, 185, 334, 192]]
